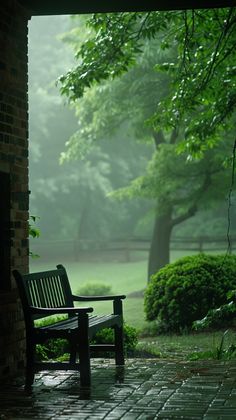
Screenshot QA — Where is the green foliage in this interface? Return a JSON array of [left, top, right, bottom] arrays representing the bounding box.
[[59, 9, 236, 155], [144, 254, 236, 333], [59, 13, 171, 101], [92, 324, 138, 353], [35, 315, 67, 327], [29, 215, 40, 239], [112, 143, 231, 210], [193, 290, 236, 330], [156, 9, 236, 155], [188, 330, 236, 361], [76, 282, 112, 296], [36, 339, 68, 361], [29, 215, 40, 258], [35, 318, 68, 360], [36, 344, 50, 361], [138, 321, 160, 338]]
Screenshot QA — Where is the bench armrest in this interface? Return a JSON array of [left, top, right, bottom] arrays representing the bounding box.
[[72, 294, 126, 302], [29, 306, 94, 315]]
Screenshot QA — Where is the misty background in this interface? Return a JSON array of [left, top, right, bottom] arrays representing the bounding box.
[[28, 16, 154, 263], [28, 15, 234, 278]]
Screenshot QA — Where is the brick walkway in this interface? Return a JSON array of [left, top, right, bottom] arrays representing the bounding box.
[[0, 359, 236, 419]]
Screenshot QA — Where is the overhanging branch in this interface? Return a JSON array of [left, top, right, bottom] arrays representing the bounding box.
[[171, 204, 197, 227], [171, 170, 212, 227]]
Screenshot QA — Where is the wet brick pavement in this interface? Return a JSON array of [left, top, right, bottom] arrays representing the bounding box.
[[0, 359, 236, 419]]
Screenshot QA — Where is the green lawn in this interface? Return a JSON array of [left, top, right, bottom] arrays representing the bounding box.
[[137, 329, 236, 360], [30, 259, 147, 294]]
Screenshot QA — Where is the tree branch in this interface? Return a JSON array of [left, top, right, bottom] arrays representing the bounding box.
[[171, 204, 197, 227], [171, 170, 212, 227]]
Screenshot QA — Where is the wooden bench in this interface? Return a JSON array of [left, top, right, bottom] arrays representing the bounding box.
[[13, 264, 126, 388]]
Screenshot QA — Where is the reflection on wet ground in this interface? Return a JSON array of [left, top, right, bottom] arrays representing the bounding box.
[[1, 359, 236, 419]]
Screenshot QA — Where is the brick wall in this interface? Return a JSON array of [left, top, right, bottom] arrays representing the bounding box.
[[0, 0, 30, 378]]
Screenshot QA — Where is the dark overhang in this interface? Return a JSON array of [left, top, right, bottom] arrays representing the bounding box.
[[18, 0, 236, 16]]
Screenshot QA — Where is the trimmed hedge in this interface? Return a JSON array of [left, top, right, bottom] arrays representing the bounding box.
[[144, 254, 236, 333]]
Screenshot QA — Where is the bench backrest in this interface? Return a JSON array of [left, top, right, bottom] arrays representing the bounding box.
[[13, 264, 74, 323]]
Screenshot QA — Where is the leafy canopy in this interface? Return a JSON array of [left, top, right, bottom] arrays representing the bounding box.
[[59, 9, 236, 156], [61, 14, 234, 213], [59, 13, 234, 234]]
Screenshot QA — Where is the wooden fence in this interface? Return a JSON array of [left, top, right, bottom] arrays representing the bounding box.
[[30, 236, 236, 262]]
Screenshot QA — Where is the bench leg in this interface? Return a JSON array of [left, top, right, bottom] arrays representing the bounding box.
[[113, 299, 125, 365], [78, 343, 91, 386], [114, 325, 125, 365], [25, 338, 35, 389], [78, 314, 91, 387]]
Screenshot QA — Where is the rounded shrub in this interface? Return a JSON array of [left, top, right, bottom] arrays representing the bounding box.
[[76, 282, 112, 296], [144, 254, 236, 333]]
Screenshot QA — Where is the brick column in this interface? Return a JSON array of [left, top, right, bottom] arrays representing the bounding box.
[[0, 0, 30, 378]]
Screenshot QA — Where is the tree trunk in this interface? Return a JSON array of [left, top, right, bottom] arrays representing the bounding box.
[[148, 207, 172, 281]]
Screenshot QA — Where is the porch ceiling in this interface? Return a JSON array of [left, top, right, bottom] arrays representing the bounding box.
[[18, 0, 236, 15]]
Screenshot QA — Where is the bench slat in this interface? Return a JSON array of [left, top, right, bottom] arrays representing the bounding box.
[[38, 314, 120, 331]]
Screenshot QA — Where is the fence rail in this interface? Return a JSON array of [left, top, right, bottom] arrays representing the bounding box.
[[30, 236, 236, 262]]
